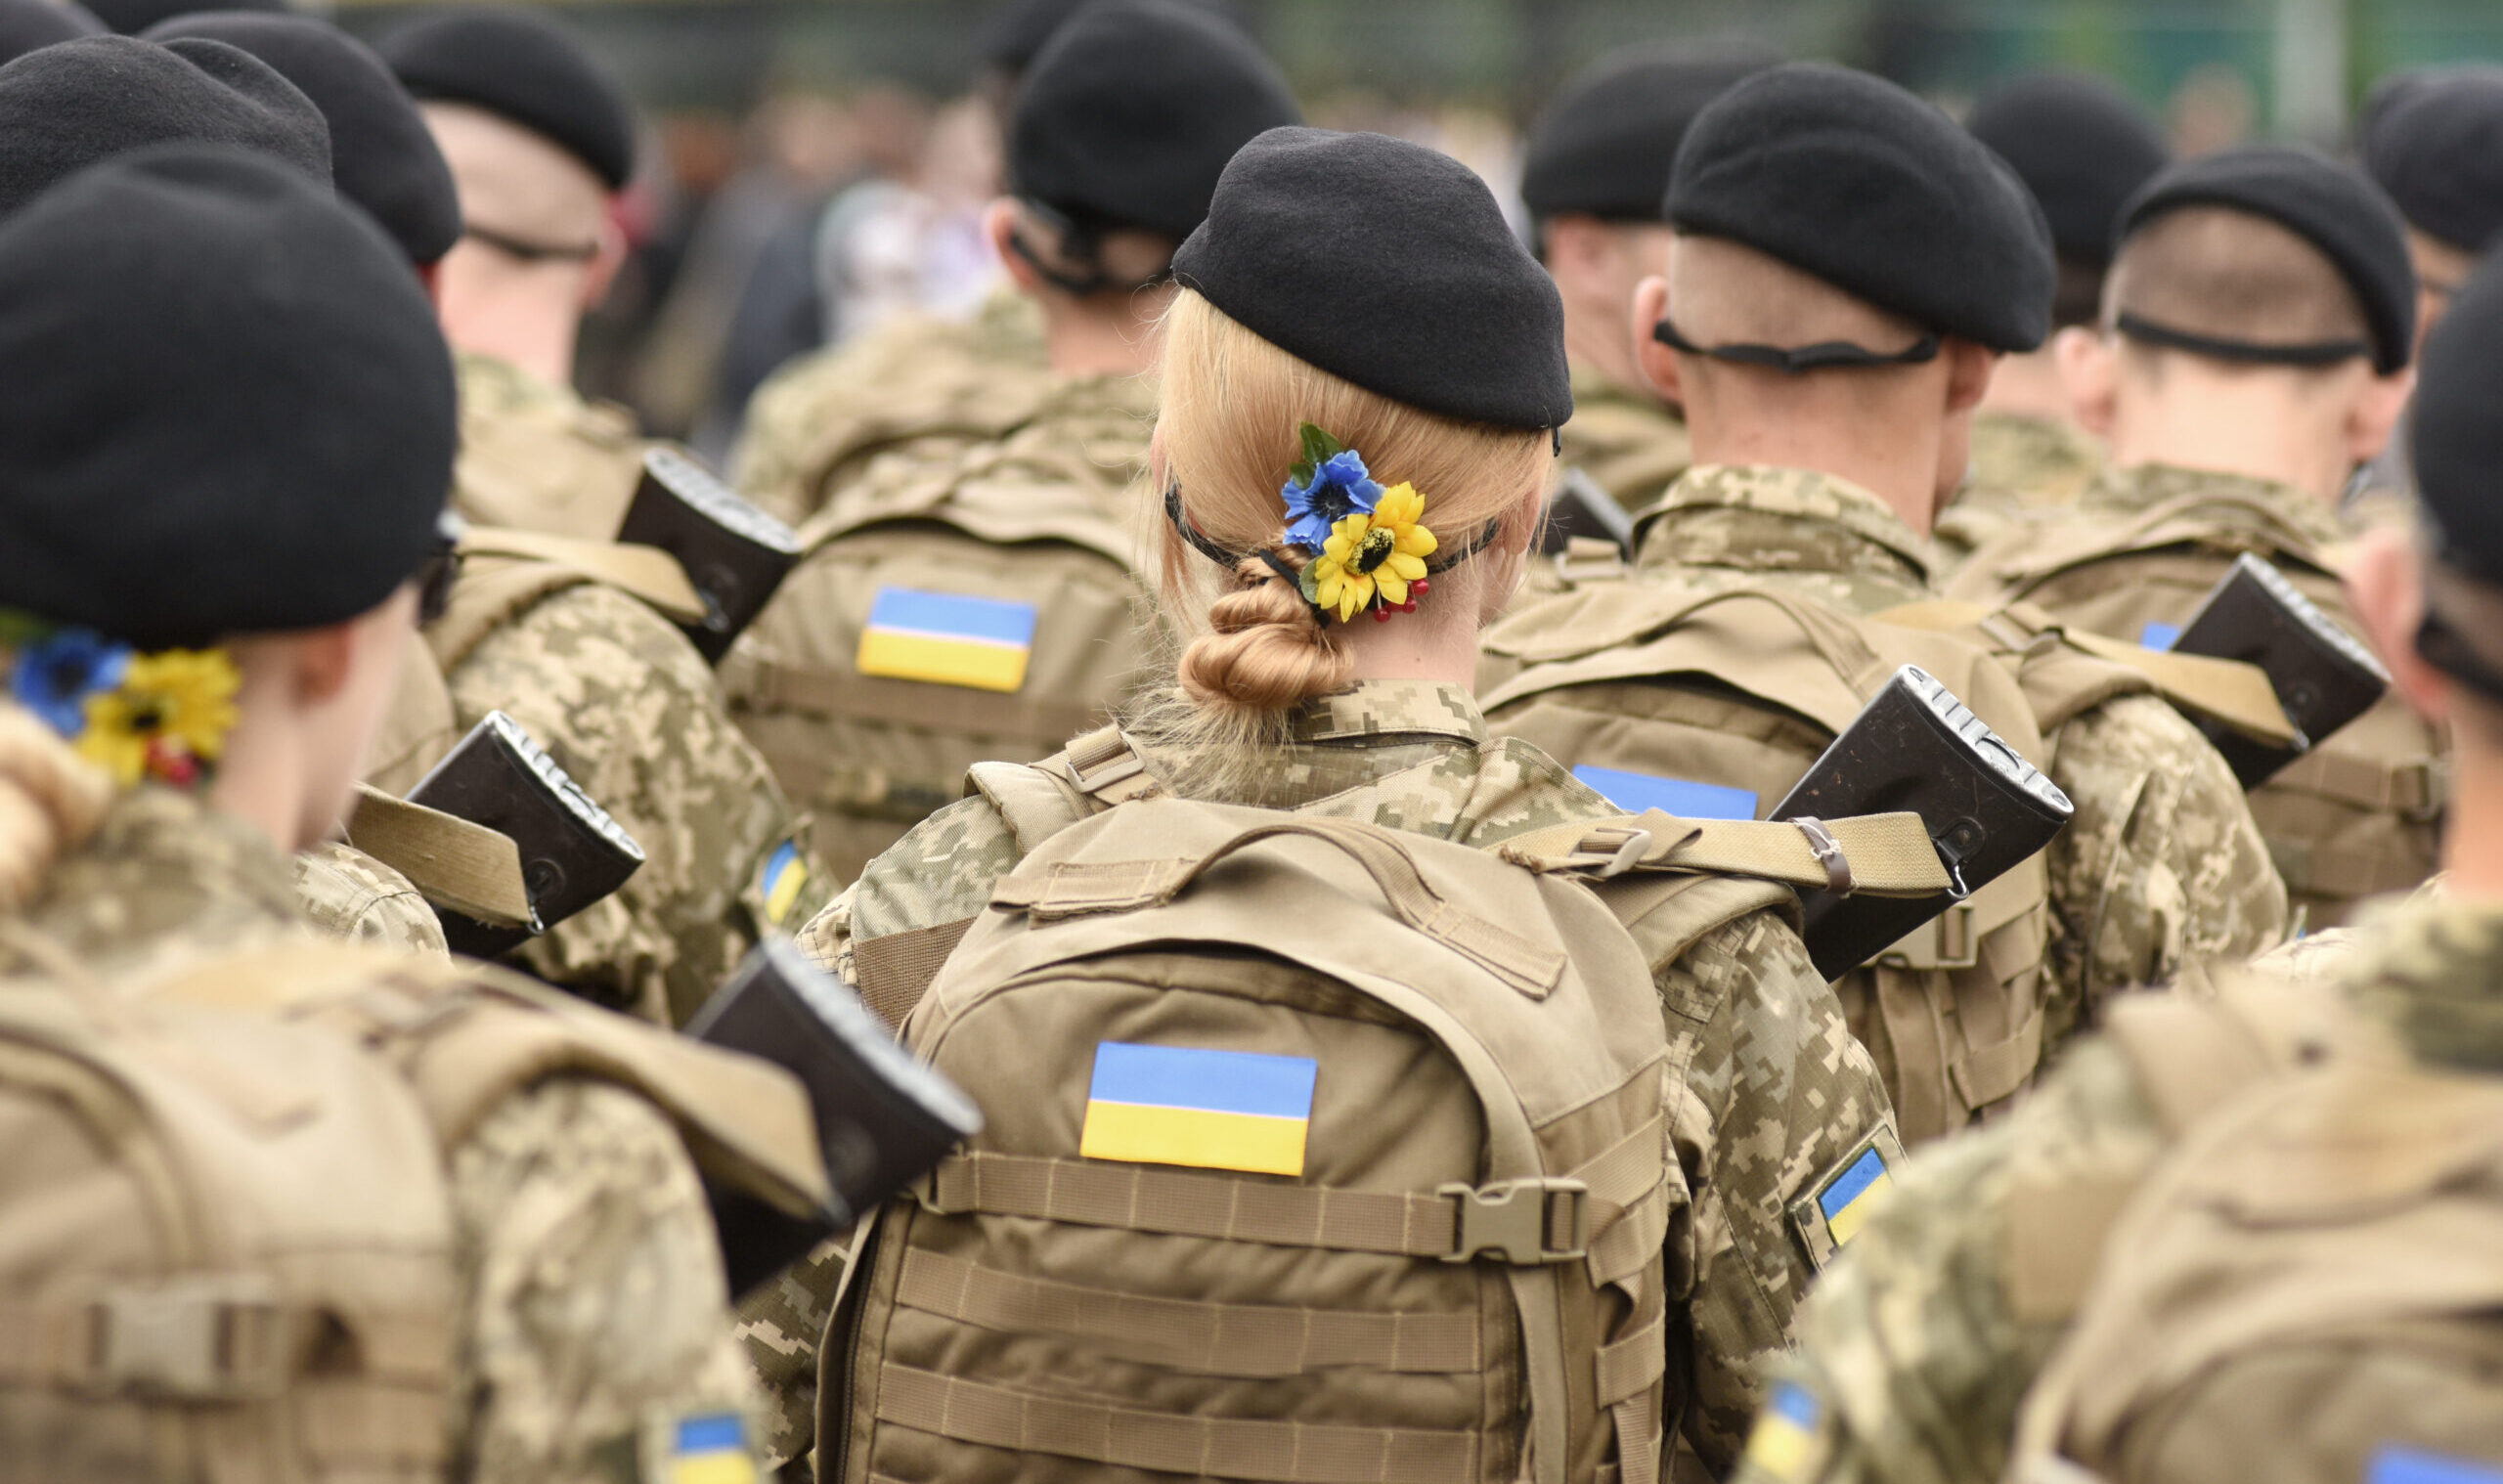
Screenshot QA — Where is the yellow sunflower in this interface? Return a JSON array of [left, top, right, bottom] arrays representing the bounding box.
[[1305, 481, 1439, 622], [75, 649, 241, 786]]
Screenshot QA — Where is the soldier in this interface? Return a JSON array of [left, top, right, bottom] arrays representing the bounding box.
[[723, 0, 1298, 881], [1949, 148, 2439, 929], [1933, 70, 2171, 563], [1487, 64, 2283, 1129], [1734, 244, 2503, 1484], [0, 142, 816, 1484], [1517, 43, 1772, 512]]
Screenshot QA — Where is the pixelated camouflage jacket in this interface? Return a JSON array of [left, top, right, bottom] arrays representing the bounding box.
[[737, 679, 1896, 1476], [294, 840, 450, 958], [1735, 886, 2503, 1484], [1930, 413, 2108, 573], [451, 351, 651, 542], [1623, 463, 2287, 1033], [1561, 364, 1693, 512], [0, 782, 765, 1484], [732, 287, 1055, 529]]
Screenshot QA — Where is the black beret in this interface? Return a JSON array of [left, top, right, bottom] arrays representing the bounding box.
[[2360, 66, 2503, 253], [1667, 63, 2056, 353], [147, 14, 458, 264], [2416, 253, 2503, 582], [378, 7, 632, 190], [980, 0, 1246, 76], [84, 0, 277, 34], [1010, 0, 1297, 240], [1172, 126, 1569, 429], [1519, 43, 1777, 223], [1965, 70, 2170, 266], [0, 0, 102, 67], [0, 35, 329, 219], [0, 144, 455, 648], [2120, 147, 2416, 373]]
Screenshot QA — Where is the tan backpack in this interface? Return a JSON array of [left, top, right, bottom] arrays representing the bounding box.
[[2007, 982, 2503, 1484], [0, 975, 457, 1484], [723, 442, 1161, 882], [1950, 489, 2445, 926], [818, 796, 1944, 1484], [1477, 583, 2057, 1142]]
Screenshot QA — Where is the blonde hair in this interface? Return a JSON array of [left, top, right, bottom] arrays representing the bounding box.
[[0, 704, 110, 913], [1151, 290, 1551, 744]]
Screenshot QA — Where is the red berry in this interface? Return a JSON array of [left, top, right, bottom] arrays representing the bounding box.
[[1373, 606, 1392, 623], [1412, 580, 1430, 595]]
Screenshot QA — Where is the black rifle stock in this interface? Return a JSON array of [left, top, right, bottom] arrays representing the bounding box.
[[2165, 552, 2391, 789], [406, 711, 645, 958], [1771, 666, 2075, 981], [683, 939, 984, 1297], [616, 447, 804, 664], [1537, 466, 1637, 555]]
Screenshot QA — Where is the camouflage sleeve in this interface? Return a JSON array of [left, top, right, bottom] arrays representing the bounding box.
[[1663, 906, 1897, 1472], [736, 1230, 856, 1471], [2040, 693, 2288, 1036], [447, 584, 834, 1026], [1732, 1039, 2166, 1484], [292, 842, 450, 959], [449, 1075, 765, 1484]]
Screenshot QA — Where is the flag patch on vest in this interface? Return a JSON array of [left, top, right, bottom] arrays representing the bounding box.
[[2371, 1448, 2503, 1484], [653, 1411, 754, 1484], [2139, 621, 2182, 651], [1787, 1123, 1906, 1268], [759, 840, 809, 926], [1740, 1382, 1824, 1483], [1571, 764, 1759, 820], [856, 587, 1037, 692], [1079, 1042, 1317, 1177]]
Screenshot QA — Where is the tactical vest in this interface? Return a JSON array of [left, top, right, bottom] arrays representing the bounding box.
[[819, 772, 1941, 1484], [1477, 582, 2056, 1143], [722, 447, 1160, 884], [1952, 488, 2445, 927], [2004, 979, 2503, 1483], [0, 975, 456, 1484]]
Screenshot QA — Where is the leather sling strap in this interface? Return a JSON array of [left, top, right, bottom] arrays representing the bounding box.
[[1494, 810, 1952, 898], [456, 526, 707, 625]]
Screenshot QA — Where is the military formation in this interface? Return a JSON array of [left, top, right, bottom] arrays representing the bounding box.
[[0, 0, 2498, 1480]]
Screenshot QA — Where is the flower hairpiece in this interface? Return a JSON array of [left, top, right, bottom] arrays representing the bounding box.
[[3, 613, 240, 790], [1279, 425, 1441, 624]]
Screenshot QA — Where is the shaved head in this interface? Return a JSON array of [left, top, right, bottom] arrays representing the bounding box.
[[2106, 204, 2371, 357], [420, 100, 605, 250], [1665, 233, 1931, 357]]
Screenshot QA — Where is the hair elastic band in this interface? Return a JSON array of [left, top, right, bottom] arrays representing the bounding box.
[[2114, 311, 2370, 368], [1651, 315, 1941, 372]]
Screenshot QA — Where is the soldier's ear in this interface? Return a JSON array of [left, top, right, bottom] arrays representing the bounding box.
[[2347, 527, 2451, 727], [1941, 340, 1996, 415], [578, 213, 629, 313], [1631, 276, 1682, 405], [2055, 326, 2117, 439], [986, 199, 1043, 295], [2346, 364, 2417, 469]]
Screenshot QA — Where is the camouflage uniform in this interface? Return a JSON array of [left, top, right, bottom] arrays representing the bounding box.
[[1949, 462, 2446, 929], [1738, 886, 2499, 1484], [0, 780, 768, 1484], [294, 839, 450, 958], [1561, 364, 1693, 512], [732, 287, 1055, 529], [742, 679, 1898, 1474], [1630, 463, 2286, 1033], [451, 350, 650, 541]]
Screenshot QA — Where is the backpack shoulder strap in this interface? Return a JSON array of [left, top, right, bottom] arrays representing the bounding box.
[[455, 527, 707, 623]]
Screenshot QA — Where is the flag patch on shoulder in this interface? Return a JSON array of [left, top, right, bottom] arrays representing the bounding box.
[[1787, 1123, 1907, 1268], [1079, 1042, 1317, 1177], [759, 840, 809, 926], [652, 1411, 754, 1484], [1572, 764, 1759, 820], [1739, 1382, 1825, 1483], [856, 587, 1037, 692]]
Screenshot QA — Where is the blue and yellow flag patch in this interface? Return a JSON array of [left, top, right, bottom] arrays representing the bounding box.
[[654, 1412, 754, 1484], [2371, 1448, 2503, 1484], [758, 840, 809, 927], [1573, 764, 1759, 820], [1787, 1124, 1904, 1268], [1078, 1042, 1317, 1177], [1738, 1382, 1824, 1484], [856, 587, 1037, 693], [1817, 1146, 1894, 1245]]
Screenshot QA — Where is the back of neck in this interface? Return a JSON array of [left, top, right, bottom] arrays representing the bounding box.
[[1686, 414, 1942, 536]]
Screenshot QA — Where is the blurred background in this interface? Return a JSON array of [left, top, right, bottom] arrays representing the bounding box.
[[325, 0, 2498, 457]]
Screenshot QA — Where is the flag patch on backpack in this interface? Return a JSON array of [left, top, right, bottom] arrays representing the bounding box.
[[2370, 1448, 2503, 1484], [1571, 764, 1759, 820], [856, 587, 1037, 692], [1079, 1042, 1317, 1176], [2139, 621, 2181, 651]]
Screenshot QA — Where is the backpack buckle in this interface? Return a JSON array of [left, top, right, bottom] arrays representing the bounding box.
[[84, 1276, 290, 1400], [1563, 826, 1653, 880], [1439, 1178, 1591, 1264]]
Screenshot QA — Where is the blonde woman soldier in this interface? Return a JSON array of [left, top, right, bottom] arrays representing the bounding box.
[[770, 127, 1904, 1479]]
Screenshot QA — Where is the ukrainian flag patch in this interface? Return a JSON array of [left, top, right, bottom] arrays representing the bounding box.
[[1573, 764, 1759, 820], [856, 587, 1037, 693], [2139, 620, 2182, 651], [656, 1412, 754, 1484], [1078, 1042, 1317, 1177], [2370, 1448, 2503, 1484], [1787, 1123, 1905, 1268], [1739, 1382, 1824, 1483], [759, 840, 809, 927]]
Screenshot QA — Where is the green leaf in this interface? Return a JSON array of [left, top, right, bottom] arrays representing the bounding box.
[[1297, 560, 1325, 607]]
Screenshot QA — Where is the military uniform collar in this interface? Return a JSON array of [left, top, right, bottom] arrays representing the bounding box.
[[1637, 462, 1936, 584], [1290, 680, 1487, 745], [2345, 890, 2503, 1071], [2083, 462, 2348, 548]]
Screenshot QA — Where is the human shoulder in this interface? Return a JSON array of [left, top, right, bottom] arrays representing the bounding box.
[[844, 792, 1024, 945], [292, 841, 449, 958]]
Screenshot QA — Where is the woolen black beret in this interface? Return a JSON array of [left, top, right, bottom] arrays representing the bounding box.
[[2415, 254, 2503, 582], [85, 0, 278, 35], [0, 35, 329, 219], [1171, 126, 1569, 429], [2120, 147, 2417, 373], [1667, 63, 2055, 352], [980, 0, 1245, 76], [1519, 43, 1777, 223], [0, 144, 456, 648], [1965, 70, 2169, 267], [0, 0, 102, 66], [1011, 0, 1297, 240], [2360, 66, 2503, 253], [148, 13, 458, 264], [378, 7, 633, 190]]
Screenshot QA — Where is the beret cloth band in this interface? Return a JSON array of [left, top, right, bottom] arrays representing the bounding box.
[[0, 143, 456, 648], [379, 6, 633, 189], [2360, 66, 2503, 253], [1965, 70, 2170, 266], [1171, 126, 1570, 430], [1010, 0, 1297, 241], [2118, 147, 2417, 373], [1667, 62, 2056, 353], [1519, 43, 1777, 223]]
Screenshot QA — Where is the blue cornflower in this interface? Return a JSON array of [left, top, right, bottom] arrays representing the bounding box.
[[8, 627, 131, 738], [1282, 449, 1383, 549]]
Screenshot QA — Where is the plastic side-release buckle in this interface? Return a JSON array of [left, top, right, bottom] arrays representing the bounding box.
[[1439, 1177, 1592, 1264], [84, 1274, 291, 1401]]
